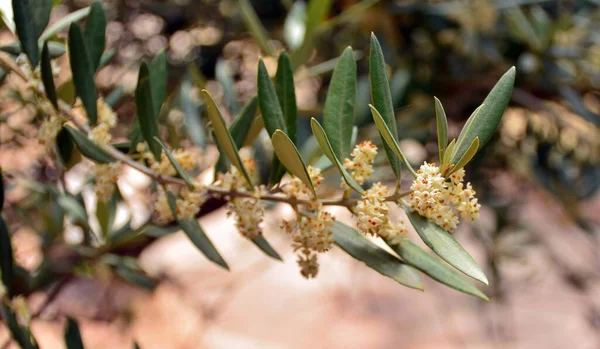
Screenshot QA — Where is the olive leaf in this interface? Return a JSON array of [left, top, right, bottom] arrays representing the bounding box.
[[447, 137, 479, 175], [323, 46, 356, 160], [405, 209, 489, 285], [150, 51, 167, 116], [332, 221, 423, 290], [12, 0, 52, 67], [68, 23, 98, 124], [0, 216, 14, 297], [40, 41, 58, 110], [450, 67, 516, 165], [271, 130, 317, 197], [202, 89, 253, 188], [369, 33, 402, 180], [154, 137, 195, 187], [84, 1, 106, 72], [64, 317, 85, 349], [434, 97, 448, 161], [275, 53, 297, 144], [135, 62, 161, 160], [64, 125, 114, 163], [310, 118, 363, 194]]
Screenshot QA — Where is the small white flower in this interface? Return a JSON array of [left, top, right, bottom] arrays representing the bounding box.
[[344, 140, 378, 184]]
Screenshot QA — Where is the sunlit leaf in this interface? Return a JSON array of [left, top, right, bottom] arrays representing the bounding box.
[[388, 239, 489, 300], [369, 33, 402, 180], [369, 105, 417, 177], [271, 130, 316, 197], [283, 1, 306, 50], [450, 67, 515, 165], [310, 118, 363, 194], [68, 23, 97, 124], [237, 0, 274, 55], [405, 209, 488, 285], [202, 89, 253, 187], [323, 47, 356, 160], [332, 221, 423, 290], [64, 125, 114, 163], [448, 137, 479, 175]]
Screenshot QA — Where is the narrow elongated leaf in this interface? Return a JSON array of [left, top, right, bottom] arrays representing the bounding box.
[[12, 0, 52, 67], [238, 0, 274, 55], [332, 221, 423, 290], [257, 59, 287, 183], [58, 195, 88, 228], [154, 137, 194, 187], [57, 79, 76, 105], [251, 236, 282, 261], [405, 209, 488, 284], [448, 137, 479, 175], [443, 138, 456, 166], [311, 118, 363, 194], [0, 41, 65, 58], [290, 0, 332, 68], [135, 62, 161, 160], [56, 127, 79, 168], [369, 105, 417, 177], [369, 34, 402, 180], [434, 97, 448, 161], [84, 1, 106, 72], [202, 89, 253, 187], [0, 171, 4, 211], [166, 192, 229, 269], [389, 239, 489, 300], [40, 42, 58, 110], [1, 303, 39, 349], [0, 217, 14, 296], [451, 67, 515, 164], [64, 125, 114, 163], [243, 114, 264, 147], [283, 1, 306, 50], [271, 130, 316, 197], [275, 53, 297, 143], [65, 317, 85, 349], [68, 23, 97, 124], [150, 51, 167, 116], [323, 47, 356, 159], [216, 58, 239, 114], [40, 6, 91, 42], [215, 96, 258, 174], [116, 265, 156, 290]]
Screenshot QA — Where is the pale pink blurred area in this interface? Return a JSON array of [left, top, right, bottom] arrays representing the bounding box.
[[1, 190, 598, 349]]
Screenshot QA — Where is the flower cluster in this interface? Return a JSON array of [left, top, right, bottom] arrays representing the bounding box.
[[153, 182, 208, 224], [217, 159, 266, 240], [280, 166, 335, 278], [344, 141, 378, 185], [38, 115, 63, 152], [408, 162, 480, 232]]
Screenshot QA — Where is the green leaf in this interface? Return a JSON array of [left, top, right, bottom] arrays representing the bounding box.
[[166, 192, 229, 270], [405, 209, 488, 284], [84, 1, 106, 72], [443, 138, 456, 166], [202, 89, 253, 188], [450, 67, 515, 165], [12, 0, 52, 67], [215, 96, 258, 174], [105, 85, 124, 108], [434, 97, 448, 161], [237, 0, 274, 55], [271, 130, 316, 197], [57, 79, 76, 105], [64, 125, 114, 163], [150, 51, 167, 116], [180, 78, 205, 148], [0, 170, 4, 212], [1, 303, 39, 349], [323, 47, 356, 159], [56, 127, 79, 169], [448, 137, 479, 175], [154, 137, 195, 187], [251, 235, 282, 261], [332, 221, 423, 290], [40, 6, 91, 42], [40, 41, 58, 110], [275, 53, 297, 144], [58, 195, 89, 228], [0, 40, 65, 58], [310, 118, 363, 194], [369, 33, 402, 180], [215, 58, 239, 114], [116, 265, 156, 290], [389, 239, 489, 300], [257, 58, 288, 184], [369, 105, 417, 177], [64, 317, 85, 349], [0, 216, 14, 296], [135, 62, 161, 160], [68, 23, 97, 124], [290, 0, 333, 68], [243, 114, 264, 147]]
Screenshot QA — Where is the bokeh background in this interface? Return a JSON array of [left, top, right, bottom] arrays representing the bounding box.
[[1, 0, 599, 348]]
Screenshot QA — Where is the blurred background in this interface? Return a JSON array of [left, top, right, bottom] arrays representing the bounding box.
[[0, 0, 599, 348]]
